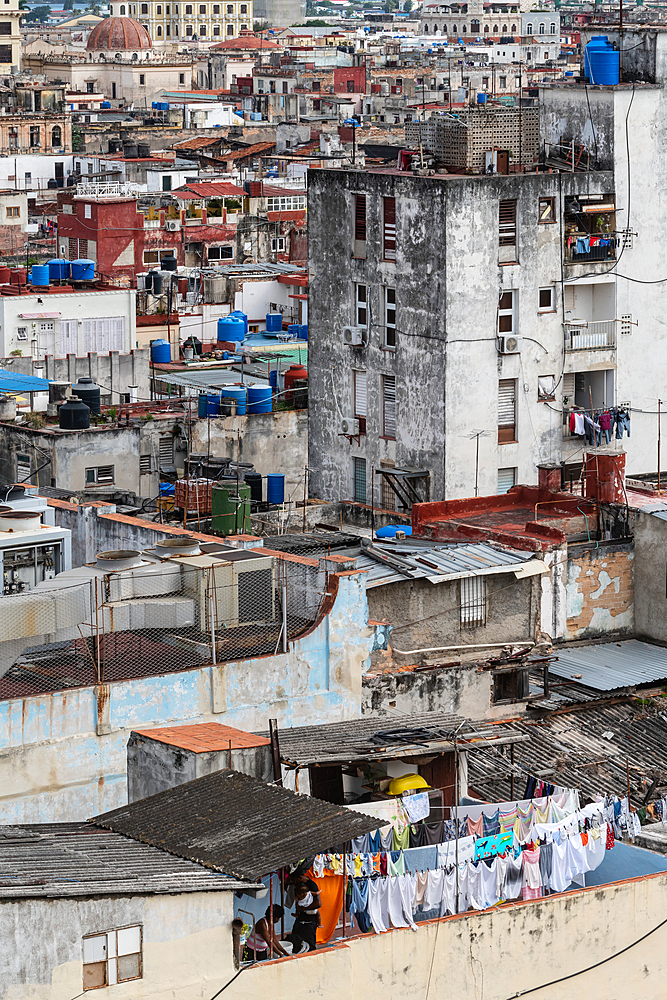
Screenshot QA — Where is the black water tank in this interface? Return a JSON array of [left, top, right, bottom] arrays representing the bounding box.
[[245, 471, 263, 502], [161, 256, 177, 271], [66, 176, 77, 187], [123, 143, 138, 159], [137, 142, 151, 158], [47, 178, 58, 189], [71, 377, 101, 415], [59, 397, 90, 429], [183, 335, 202, 355], [109, 138, 122, 153]]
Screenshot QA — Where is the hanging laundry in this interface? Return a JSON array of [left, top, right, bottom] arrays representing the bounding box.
[[503, 854, 523, 900], [403, 845, 438, 874], [538, 842, 553, 894], [467, 814, 484, 838], [402, 791, 430, 823], [482, 810, 500, 837], [414, 870, 428, 907], [388, 851, 406, 877], [349, 877, 372, 933], [522, 846, 542, 900], [576, 236, 590, 254]]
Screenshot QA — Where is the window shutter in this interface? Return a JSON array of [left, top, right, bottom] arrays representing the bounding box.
[[383, 196, 396, 260], [383, 374, 396, 438], [497, 467, 516, 494], [159, 437, 174, 464], [354, 370, 367, 417], [354, 194, 366, 242], [499, 199, 517, 263], [498, 379, 516, 442], [562, 373, 575, 399], [58, 319, 77, 356]]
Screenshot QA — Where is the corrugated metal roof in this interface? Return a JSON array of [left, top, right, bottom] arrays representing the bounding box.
[[271, 712, 526, 767], [93, 769, 379, 881], [467, 702, 667, 806], [548, 640, 667, 692], [0, 823, 254, 899], [0, 369, 51, 394], [153, 369, 269, 391], [357, 539, 539, 588], [651, 510, 667, 521]]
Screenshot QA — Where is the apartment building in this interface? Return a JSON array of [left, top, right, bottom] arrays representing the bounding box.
[[109, 0, 252, 42], [0, 0, 21, 71]]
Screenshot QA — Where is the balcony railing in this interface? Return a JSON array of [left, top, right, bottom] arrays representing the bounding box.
[[565, 319, 616, 351], [565, 233, 616, 263]]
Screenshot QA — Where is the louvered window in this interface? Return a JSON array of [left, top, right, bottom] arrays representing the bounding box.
[[499, 199, 517, 263], [497, 467, 516, 494], [140, 454, 152, 474], [353, 457, 367, 503], [498, 378, 516, 443], [159, 437, 174, 465], [354, 369, 367, 434], [354, 193, 366, 258], [382, 374, 396, 439], [383, 196, 396, 260], [384, 286, 396, 348]]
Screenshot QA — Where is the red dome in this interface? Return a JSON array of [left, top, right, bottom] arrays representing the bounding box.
[[87, 16, 152, 51]]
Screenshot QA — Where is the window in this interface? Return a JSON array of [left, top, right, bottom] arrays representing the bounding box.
[[144, 249, 177, 264], [499, 76, 506, 87], [200, 2, 206, 8], [199, 24, 206, 33], [538, 196, 555, 224], [544, 52, 549, 61], [6, 206, 19, 218], [380, 460, 395, 510], [353, 192, 366, 255], [119, 3, 125, 11], [158, 437, 174, 465], [213, 24, 219, 33], [353, 457, 366, 503], [538, 375, 556, 401], [353, 369, 367, 434], [141, 2, 147, 10], [179, 73, 185, 84], [382, 374, 396, 439], [539, 21, 545, 33], [498, 378, 517, 443], [511, 23, 516, 32], [140, 454, 152, 475], [139, 73, 145, 84], [84, 204, 91, 219], [185, 4, 192, 12], [498, 290, 515, 335], [499, 199, 517, 262], [85, 466, 115, 486], [460, 576, 486, 627], [226, 2, 232, 9], [497, 467, 516, 494], [156, 3, 161, 10], [493, 667, 529, 703], [355, 283, 367, 327], [0, 19, 10, 30], [312, 80, 320, 91], [213, 2, 219, 8], [30, 126, 41, 148], [16, 453, 30, 482], [83, 926, 142, 990], [538, 286, 554, 311], [207, 245, 234, 259], [526, 22, 532, 33], [226, 22, 233, 31], [112, 82, 116, 98], [383, 196, 396, 261], [384, 286, 396, 348], [24, 172, 31, 187], [186, 24, 193, 33], [270, 236, 286, 253], [266, 195, 307, 213], [240, 2, 246, 9]]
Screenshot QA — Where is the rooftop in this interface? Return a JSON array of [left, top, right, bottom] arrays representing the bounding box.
[[133, 722, 271, 752], [547, 639, 667, 693], [92, 769, 379, 881], [0, 822, 253, 899]]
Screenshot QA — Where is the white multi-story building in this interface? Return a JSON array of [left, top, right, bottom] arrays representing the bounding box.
[[108, 0, 252, 43]]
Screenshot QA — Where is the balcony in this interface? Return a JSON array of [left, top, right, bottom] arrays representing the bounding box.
[[565, 319, 616, 351], [565, 234, 616, 264]]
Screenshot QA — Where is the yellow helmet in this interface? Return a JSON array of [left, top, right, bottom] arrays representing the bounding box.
[[388, 773, 431, 796]]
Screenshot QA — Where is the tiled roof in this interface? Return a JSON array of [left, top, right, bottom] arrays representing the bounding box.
[[174, 135, 222, 151], [261, 185, 307, 197], [133, 722, 271, 752], [93, 769, 378, 881], [174, 181, 246, 198], [222, 141, 276, 161]]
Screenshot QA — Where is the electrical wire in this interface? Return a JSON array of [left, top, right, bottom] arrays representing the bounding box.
[[500, 914, 667, 998]]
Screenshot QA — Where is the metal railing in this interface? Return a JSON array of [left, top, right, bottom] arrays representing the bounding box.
[[0, 562, 324, 701], [565, 235, 616, 263], [564, 319, 616, 351]]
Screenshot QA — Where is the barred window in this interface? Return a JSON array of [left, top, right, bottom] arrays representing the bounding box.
[[460, 576, 486, 627]]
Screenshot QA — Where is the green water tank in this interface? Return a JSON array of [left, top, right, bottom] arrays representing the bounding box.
[[212, 482, 251, 536]]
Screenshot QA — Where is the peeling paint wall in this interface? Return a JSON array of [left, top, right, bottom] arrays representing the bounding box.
[[0, 573, 377, 823], [362, 663, 494, 721], [634, 511, 667, 641], [564, 541, 634, 640], [0, 891, 236, 1000]]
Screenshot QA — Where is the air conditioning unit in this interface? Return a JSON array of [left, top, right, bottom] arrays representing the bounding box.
[[498, 335, 523, 354], [343, 325, 365, 346], [166, 220, 180, 231], [340, 416, 359, 435]]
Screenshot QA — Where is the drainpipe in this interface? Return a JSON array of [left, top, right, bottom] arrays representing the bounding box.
[[391, 640, 534, 655]]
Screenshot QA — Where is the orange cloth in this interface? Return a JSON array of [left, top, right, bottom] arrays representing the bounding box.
[[313, 874, 345, 945]]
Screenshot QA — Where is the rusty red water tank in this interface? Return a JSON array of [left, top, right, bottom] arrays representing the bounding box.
[[0, 266, 11, 284], [284, 363, 308, 401], [584, 452, 626, 503], [10, 268, 26, 286]]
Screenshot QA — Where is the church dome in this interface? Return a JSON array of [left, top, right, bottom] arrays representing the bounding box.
[[87, 16, 152, 51]]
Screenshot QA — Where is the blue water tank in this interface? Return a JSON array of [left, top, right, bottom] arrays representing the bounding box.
[[217, 316, 245, 343], [101, 101, 111, 108], [376, 524, 413, 539], [47, 258, 69, 281], [287, 324, 300, 338], [152, 101, 158, 109], [266, 312, 283, 333], [207, 393, 220, 416], [221, 385, 247, 415], [229, 310, 248, 337], [198, 394, 208, 418], [30, 264, 49, 286], [151, 339, 171, 363], [585, 36, 619, 85], [298, 324, 308, 341], [477, 92, 487, 104], [269, 369, 279, 390], [71, 259, 95, 281], [159, 481, 175, 495], [250, 112, 262, 121], [247, 386, 273, 413], [266, 473, 285, 505]]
